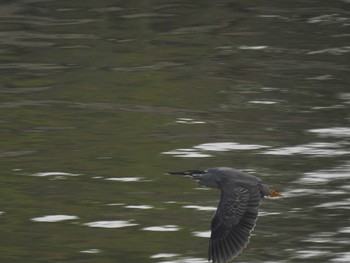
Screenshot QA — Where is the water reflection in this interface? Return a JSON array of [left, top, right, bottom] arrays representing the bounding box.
[[174, 118, 206, 124], [84, 220, 138, 228], [142, 225, 180, 232], [182, 205, 216, 211], [338, 227, 350, 234], [239, 45, 268, 50], [90, 6, 123, 12], [31, 215, 79, 222], [307, 46, 350, 55], [331, 253, 350, 262], [295, 250, 330, 259], [316, 198, 350, 209], [162, 142, 268, 158], [125, 205, 154, 209], [307, 14, 350, 25], [30, 172, 81, 177], [297, 162, 350, 184], [262, 142, 349, 157], [308, 127, 350, 137], [80, 249, 102, 254], [248, 100, 278, 104], [192, 231, 211, 238], [105, 177, 143, 182], [151, 253, 179, 259]]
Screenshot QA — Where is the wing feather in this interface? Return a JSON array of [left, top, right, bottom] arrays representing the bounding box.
[[209, 185, 261, 263]]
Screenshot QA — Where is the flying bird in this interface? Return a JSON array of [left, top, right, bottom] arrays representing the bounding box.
[[168, 167, 281, 263]]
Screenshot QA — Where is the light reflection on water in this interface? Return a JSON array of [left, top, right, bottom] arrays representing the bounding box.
[[142, 225, 180, 232], [80, 248, 102, 254], [297, 162, 350, 184], [163, 140, 350, 158], [261, 142, 350, 157], [84, 220, 138, 228], [308, 127, 350, 137], [125, 205, 154, 209], [162, 142, 269, 158], [104, 177, 144, 182], [174, 118, 206, 124], [31, 215, 79, 222], [30, 172, 81, 177], [151, 253, 179, 259], [192, 231, 211, 238], [182, 205, 216, 211]]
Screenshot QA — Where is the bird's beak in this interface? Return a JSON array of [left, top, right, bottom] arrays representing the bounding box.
[[167, 171, 186, 175], [167, 171, 193, 178]]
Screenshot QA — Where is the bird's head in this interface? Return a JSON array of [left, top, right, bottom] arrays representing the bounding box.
[[168, 169, 221, 189]]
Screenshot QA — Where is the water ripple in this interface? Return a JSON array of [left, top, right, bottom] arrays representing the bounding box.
[[307, 46, 350, 55], [0, 63, 72, 70], [0, 31, 98, 48], [142, 225, 180, 232], [338, 227, 350, 234], [308, 127, 350, 138], [248, 100, 278, 105], [111, 62, 183, 72], [0, 100, 204, 115], [316, 198, 350, 209], [182, 205, 216, 211], [239, 45, 268, 50], [125, 205, 154, 209], [295, 250, 330, 259], [151, 253, 179, 259], [0, 150, 34, 157], [1, 16, 98, 26], [194, 142, 268, 151], [84, 220, 138, 228], [162, 149, 212, 158], [31, 215, 79, 222], [90, 7, 123, 12], [105, 177, 143, 182], [175, 118, 206, 124], [30, 172, 80, 177], [261, 142, 349, 157], [192, 230, 211, 238], [163, 142, 269, 158], [121, 13, 174, 19], [80, 249, 102, 254], [307, 14, 350, 26], [163, 24, 226, 35], [331, 252, 350, 262], [297, 162, 350, 184]]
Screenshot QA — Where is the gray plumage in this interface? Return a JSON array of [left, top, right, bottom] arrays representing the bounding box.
[[168, 167, 272, 263]]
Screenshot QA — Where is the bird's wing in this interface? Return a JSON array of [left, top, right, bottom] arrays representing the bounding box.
[[209, 185, 261, 263]]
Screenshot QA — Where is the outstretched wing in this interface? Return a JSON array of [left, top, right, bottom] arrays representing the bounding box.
[[209, 185, 261, 263]]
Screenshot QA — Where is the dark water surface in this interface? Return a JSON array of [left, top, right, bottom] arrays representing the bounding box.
[[1, 1, 350, 262]]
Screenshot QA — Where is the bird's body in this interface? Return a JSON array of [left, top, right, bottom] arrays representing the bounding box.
[[168, 167, 280, 263]]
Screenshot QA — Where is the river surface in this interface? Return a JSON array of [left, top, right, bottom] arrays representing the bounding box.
[[1, 1, 350, 262]]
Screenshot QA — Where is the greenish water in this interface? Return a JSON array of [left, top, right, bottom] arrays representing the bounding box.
[[1, 1, 350, 262]]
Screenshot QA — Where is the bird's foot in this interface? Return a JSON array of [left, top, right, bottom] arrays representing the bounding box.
[[269, 191, 282, 197]]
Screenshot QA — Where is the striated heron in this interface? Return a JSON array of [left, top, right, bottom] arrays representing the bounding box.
[[168, 167, 281, 263]]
